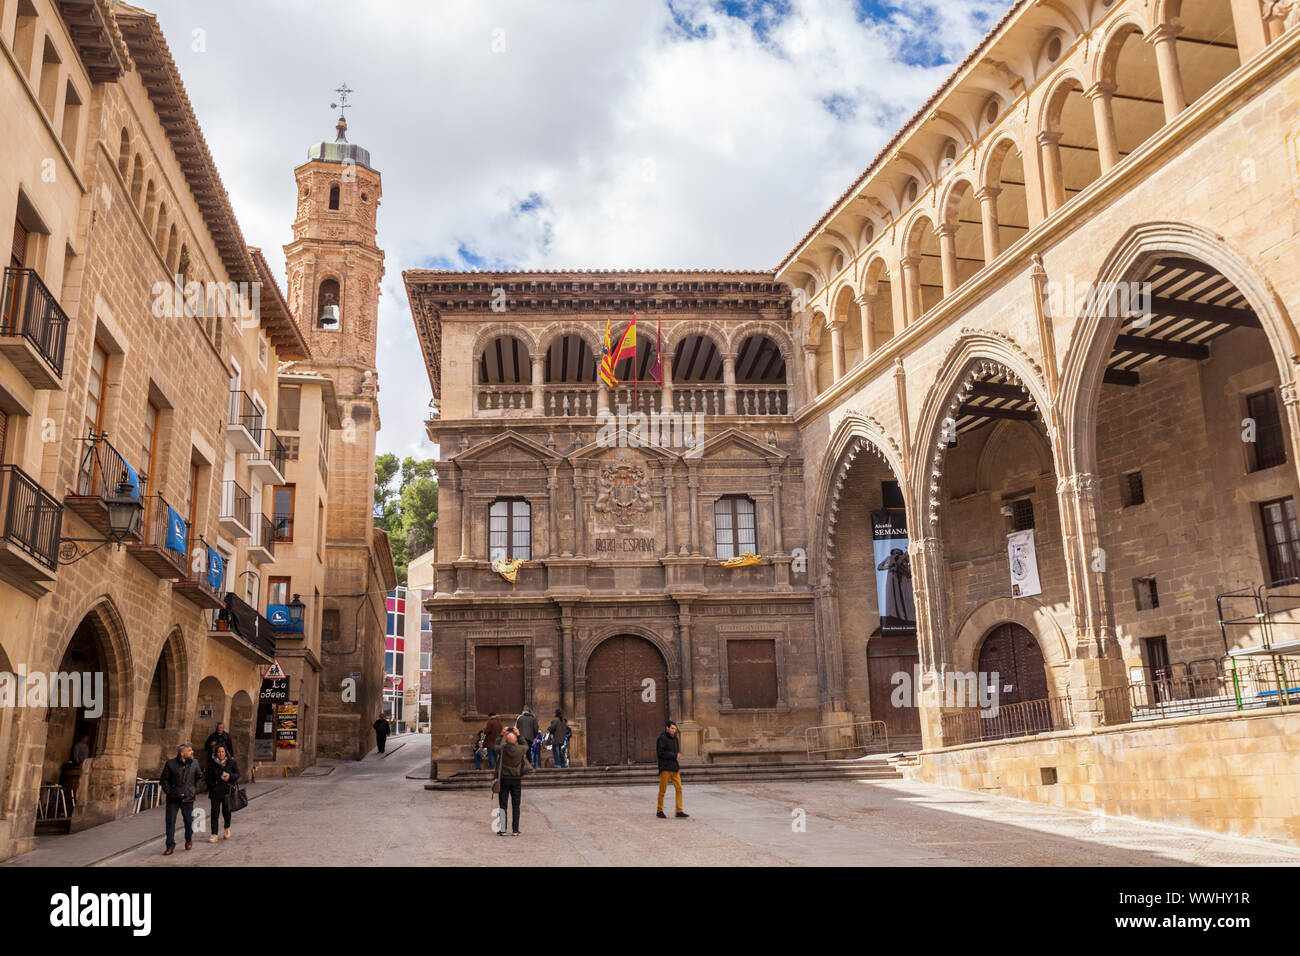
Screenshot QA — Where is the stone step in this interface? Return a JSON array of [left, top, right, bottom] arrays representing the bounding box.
[[426, 760, 903, 791]]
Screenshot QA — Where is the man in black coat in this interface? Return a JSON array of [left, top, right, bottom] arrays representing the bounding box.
[[373, 714, 391, 754], [160, 743, 203, 855], [204, 722, 234, 760], [655, 720, 689, 819]]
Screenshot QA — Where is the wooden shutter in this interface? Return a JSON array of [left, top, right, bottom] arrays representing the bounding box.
[[474, 645, 524, 715], [11, 218, 28, 268], [726, 640, 778, 709], [0, 409, 8, 462]]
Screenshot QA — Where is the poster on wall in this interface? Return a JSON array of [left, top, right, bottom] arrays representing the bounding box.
[[1007, 529, 1042, 598], [274, 701, 299, 750], [870, 510, 916, 637]]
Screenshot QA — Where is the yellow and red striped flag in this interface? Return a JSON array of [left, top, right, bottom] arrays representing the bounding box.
[[600, 316, 637, 386]]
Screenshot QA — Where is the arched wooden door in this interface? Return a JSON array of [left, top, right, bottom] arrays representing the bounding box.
[[585, 635, 668, 765], [977, 623, 1049, 705]]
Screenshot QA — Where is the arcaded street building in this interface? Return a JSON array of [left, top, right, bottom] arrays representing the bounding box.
[[410, 1, 1300, 843]]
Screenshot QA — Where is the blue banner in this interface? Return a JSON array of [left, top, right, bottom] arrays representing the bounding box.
[[122, 460, 141, 500], [267, 604, 301, 633], [205, 547, 224, 591], [164, 505, 186, 554]]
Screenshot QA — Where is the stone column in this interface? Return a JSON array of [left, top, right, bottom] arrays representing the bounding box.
[[663, 470, 676, 556], [1037, 130, 1065, 214], [457, 470, 471, 560], [722, 351, 737, 415], [546, 466, 558, 557], [855, 292, 877, 355], [687, 467, 700, 555], [1086, 81, 1120, 172], [829, 320, 845, 382], [661, 341, 674, 413], [531, 354, 545, 417], [1231, 0, 1270, 61], [677, 602, 695, 722], [816, 580, 846, 717], [937, 225, 958, 297], [803, 343, 819, 402], [1280, 383, 1300, 480], [910, 535, 959, 748], [1148, 23, 1188, 123], [769, 466, 785, 554], [901, 255, 923, 326], [560, 605, 576, 718], [572, 471, 587, 558], [975, 186, 1001, 262]]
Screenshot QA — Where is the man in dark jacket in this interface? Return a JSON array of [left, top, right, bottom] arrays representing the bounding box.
[[482, 713, 503, 769], [547, 710, 568, 768], [373, 715, 391, 754], [204, 722, 234, 761], [656, 720, 688, 819], [160, 743, 203, 854], [494, 729, 532, 836], [516, 708, 539, 748]]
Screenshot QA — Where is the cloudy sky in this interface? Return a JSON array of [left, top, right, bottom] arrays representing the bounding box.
[[148, 0, 1008, 460]]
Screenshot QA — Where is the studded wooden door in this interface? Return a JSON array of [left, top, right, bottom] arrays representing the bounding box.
[[585, 635, 668, 765], [977, 623, 1049, 705]]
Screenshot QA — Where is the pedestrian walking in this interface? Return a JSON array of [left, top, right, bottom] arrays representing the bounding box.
[[492, 729, 533, 836], [204, 745, 240, 843], [373, 714, 391, 754], [204, 722, 234, 760], [655, 720, 689, 819], [547, 710, 569, 768], [516, 707, 539, 747], [482, 713, 503, 769], [160, 743, 203, 854]]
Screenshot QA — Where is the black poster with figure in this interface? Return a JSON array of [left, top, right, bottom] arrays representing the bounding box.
[[871, 509, 916, 637]]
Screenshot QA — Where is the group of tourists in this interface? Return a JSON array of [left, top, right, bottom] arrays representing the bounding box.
[[158, 722, 246, 856], [482, 710, 689, 836]]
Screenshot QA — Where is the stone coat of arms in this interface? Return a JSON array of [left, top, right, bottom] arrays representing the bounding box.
[[594, 459, 653, 529]]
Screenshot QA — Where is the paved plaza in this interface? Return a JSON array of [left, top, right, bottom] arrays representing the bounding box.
[[7, 737, 1298, 868]]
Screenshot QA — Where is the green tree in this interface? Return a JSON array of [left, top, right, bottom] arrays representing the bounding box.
[[374, 454, 438, 585]]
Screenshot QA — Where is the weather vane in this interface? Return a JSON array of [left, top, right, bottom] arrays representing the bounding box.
[[330, 82, 353, 121]]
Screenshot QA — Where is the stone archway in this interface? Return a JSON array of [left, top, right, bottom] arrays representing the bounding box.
[[584, 635, 668, 766], [976, 623, 1050, 707], [191, 677, 228, 770], [138, 629, 186, 778], [229, 691, 254, 765]]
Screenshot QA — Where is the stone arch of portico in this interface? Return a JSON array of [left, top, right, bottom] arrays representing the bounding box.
[[974, 419, 1055, 493], [574, 625, 681, 726], [46, 595, 136, 735], [663, 320, 728, 359], [725, 321, 795, 369], [142, 626, 189, 731], [1061, 220, 1300, 478], [536, 322, 603, 361], [471, 322, 539, 360], [951, 598, 1071, 696]]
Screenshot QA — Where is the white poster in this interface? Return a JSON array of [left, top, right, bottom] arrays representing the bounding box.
[[1007, 529, 1041, 598]]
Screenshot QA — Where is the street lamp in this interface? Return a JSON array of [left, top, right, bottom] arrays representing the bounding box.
[[106, 477, 144, 540], [288, 593, 306, 632]]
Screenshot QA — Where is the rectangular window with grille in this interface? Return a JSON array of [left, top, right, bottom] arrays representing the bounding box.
[[1122, 470, 1144, 508], [1260, 497, 1300, 584], [1133, 577, 1159, 611], [1247, 389, 1286, 471], [1011, 498, 1034, 531], [489, 498, 530, 560], [714, 496, 756, 559], [726, 640, 778, 708]]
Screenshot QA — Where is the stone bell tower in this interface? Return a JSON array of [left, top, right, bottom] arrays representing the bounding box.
[[284, 88, 389, 759]]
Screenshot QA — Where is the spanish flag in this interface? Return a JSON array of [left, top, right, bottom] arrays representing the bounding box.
[[600, 316, 637, 386]]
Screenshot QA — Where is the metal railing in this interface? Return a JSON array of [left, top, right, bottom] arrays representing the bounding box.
[[941, 696, 1074, 746], [0, 266, 69, 376], [139, 492, 188, 556], [219, 479, 250, 530], [215, 592, 276, 658], [805, 719, 889, 757], [272, 512, 294, 542], [251, 513, 275, 559], [1097, 658, 1300, 725], [74, 432, 135, 499], [0, 464, 62, 570], [228, 389, 263, 434], [251, 427, 286, 475]]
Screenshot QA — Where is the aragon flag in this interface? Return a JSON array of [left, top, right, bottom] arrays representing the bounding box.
[[600, 316, 637, 386]]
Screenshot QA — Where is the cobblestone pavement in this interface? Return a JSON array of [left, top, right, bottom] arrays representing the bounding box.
[[66, 739, 1298, 867]]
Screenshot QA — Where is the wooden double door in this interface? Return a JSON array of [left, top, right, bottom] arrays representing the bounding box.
[[977, 622, 1049, 705], [585, 635, 668, 766]]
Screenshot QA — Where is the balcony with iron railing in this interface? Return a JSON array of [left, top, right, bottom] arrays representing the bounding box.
[[208, 592, 276, 662], [172, 551, 225, 610], [66, 433, 143, 542], [226, 390, 263, 454], [125, 493, 189, 580], [248, 428, 286, 484], [272, 512, 294, 543], [248, 513, 275, 564], [0, 464, 62, 596], [218, 479, 251, 538], [0, 267, 69, 389], [473, 381, 792, 420]]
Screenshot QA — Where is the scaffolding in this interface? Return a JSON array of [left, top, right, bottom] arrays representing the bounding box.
[[1216, 579, 1300, 710]]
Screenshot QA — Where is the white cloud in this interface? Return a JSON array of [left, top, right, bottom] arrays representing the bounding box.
[[147, 0, 1008, 461]]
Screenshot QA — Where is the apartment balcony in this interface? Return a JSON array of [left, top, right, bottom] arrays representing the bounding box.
[[0, 267, 68, 389], [0, 465, 62, 597], [172, 562, 225, 610], [272, 512, 294, 543], [248, 512, 275, 564], [65, 434, 143, 543], [209, 593, 276, 663], [248, 427, 286, 485], [125, 493, 189, 580], [226, 390, 263, 454], [218, 479, 251, 538]]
